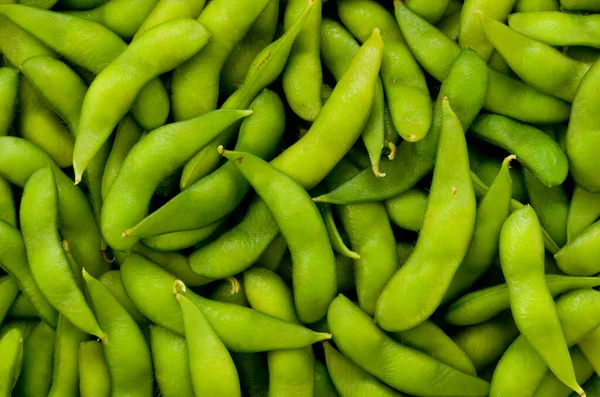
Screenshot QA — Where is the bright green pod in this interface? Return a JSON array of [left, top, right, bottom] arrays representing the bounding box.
[[534, 347, 594, 397], [150, 325, 194, 397], [0, 178, 15, 227], [0, 13, 54, 67], [579, 327, 600, 376], [323, 341, 402, 397], [282, 0, 323, 121], [488, 50, 515, 77], [0, 4, 169, 131], [134, 0, 205, 39], [0, 68, 18, 135], [0, 327, 23, 397], [221, 149, 336, 323], [375, 98, 476, 332], [7, 294, 40, 319], [437, 9, 460, 41], [315, 359, 340, 397], [0, 276, 18, 326], [66, 0, 158, 39], [406, 0, 449, 24], [126, 89, 285, 239], [17, 0, 57, 8], [325, 159, 397, 316], [0, 220, 58, 328], [459, 0, 516, 61], [338, 0, 431, 142], [515, 0, 559, 10], [20, 167, 103, 338], [73, 18, 211, 183], [510, 12, 600, 47], [391, 319, 477, 375], [501, 206, 582, 395], [452, 313, 520, 372], [385, 188, 428, 231], [175, 289, 241, 397], [470, 113, 569, 187], [140, 223, 221, 252], [321, 203, 360, 260], [14, 321, 55, 397], [566, 58, 600, 192], [479, 12, 591, 102], [524, 168, 569, 247], [490, 288, 600, 397], [244, 267, 315, 396], [444, 155, 513, 302], [120, 254, 332, 350], [102, 109, 250, 252], [79, 340, 110, 397], [98, 270, 148, 327], [47, 315, 88, 397], [446, 275, 600, 326], [567, 186, 600, 242], [329, 295, 491, 396], [187, 28, 383, 280], [555, 220, 600, 276], [83, 270, 153, 397]]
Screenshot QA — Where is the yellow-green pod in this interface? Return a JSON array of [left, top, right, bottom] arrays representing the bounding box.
[[133, 0, 206, 39], [0, 327, 23, 397], [79, 341, 110, 397], [0, 68, 18, 136], [14, 321, 55, 397]]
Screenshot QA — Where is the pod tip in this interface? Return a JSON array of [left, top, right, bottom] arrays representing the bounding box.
[[442, 96, 449, 103], [217, 145, 225, 155], [372, 166, 386, 178], [503, 154, 517, 168], [173, 279, 187, 296], [227, 277, 241, 294]]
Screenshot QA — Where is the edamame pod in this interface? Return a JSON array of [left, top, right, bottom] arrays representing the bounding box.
[[0, 4, 170, 131], [561, 0, 600, 11], [98, 270, 148, 326], [0, 13, 54, 67], [534, 347, 594, 397], [556, 220, 600, 276], [509, 12, 600, 48], [102, 109, 251, 251], [121, 254, 332, 350], [0, 67, 18, 135], [283, 0, 322, 121], [501, 206, 582, 394], [515, 0, 559, 11], [385, 188, 428, 231], [437, 9, 461, 41], [375, 98, 476, 332], [0, 328, 23, 397], [444, 155, 513, 302], [578, 327, 600, 376], [14, 321, 55, 397], [133, 0, 205, 39], [321, 203, 360, 260], [221, 148, 336, 323], [187, 28, 383, 280], [150, 325, 194, 397], [20, 167, 103, 338], [73, 18, 211, 183], [446, 275, 600, 326], [406, 0, 449, 24], [0, 276, 18, 326], [7, 294, 39, 319], [329, 295, 491, 396], [83, 270, 153, 396], [479, 12, 591, 102], [79, 341, 110, 397], [140, 223, 221, 252], [339, 0, 431, 142], [568, 186, 600, 242], [323, 341, 402, 397], [470, 113, 569, 187]]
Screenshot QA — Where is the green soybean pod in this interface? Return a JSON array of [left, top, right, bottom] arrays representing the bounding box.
[[0, 327, 23, 397], [220, 0, 279, 95], [20, 167, 103, 338], [452, 313, 520, 372], [170, 0, 271, 122], [79, 341, 110, 397], [0, 68, 18, 135], [134, 0, 205, 39], [140, 224, 221, 252], [500, 206, 582, 395], [568, 186, 600, 242], [0, 13, 54, 67], [385, 188, 428, 231], [221, 148, 336, 323], [338, 0, 431, 143], [524, 168, 570, 247], [446, 275, 600, 326], [73, 18, 211, 183], [102, 109, 251, 252], [515, 0, 559, 10], [443, 155, 513, 302], [509, 12, 599, 47], [490, 288, 600, 397], [391, 320, 477, 375], [14, 321, 55, 397], [479, 12, 590, 102], [375, 98, 476, 332], [126, 89, 286, 239], [458, 0, 516, 61], [83, 270, 153, 396], [187, 28, 384, 280], [555, 220, 600, 276], [325, 159, 397, 316], [560, 0, 600, 11], [175, 286, 241, 397], [150, 325, 194, 397], [121, 254, 332, 350], [405, 0, 449, 24], [244, 267, 315, 396], [323, 341, 402, 397], [0, 276, 18, 326], [18, 0, 57, 8], [534, 347, 594, 397], [0, 220, 58, 328], [0, 178, 15, 227], [579, 327, 600, 376], [567, 58, 600, 193], [7, 294, 44, 320], [315, 359, 340, 397], [321, 203, 360, 260], [98, 270, 148, 326], [329, 295, 491, 396], [437, 9, 461, 41], [470, 114, 569, 187]]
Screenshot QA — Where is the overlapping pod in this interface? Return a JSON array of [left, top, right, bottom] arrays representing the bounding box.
[[79, 341, 110, 397], [0, 68, 18, 136], [555, 220, 600, 276], [509, 12, 600, 47], [567, 186, 600, 242], [133, 0, 206, 39], [14, 321, 55, 397], [0, 328, 23, 397], [150, 325, 195, 397], [47, 315, 87, 397]]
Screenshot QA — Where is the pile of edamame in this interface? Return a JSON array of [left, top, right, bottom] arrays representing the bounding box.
[[2, 0, 600, 396]]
